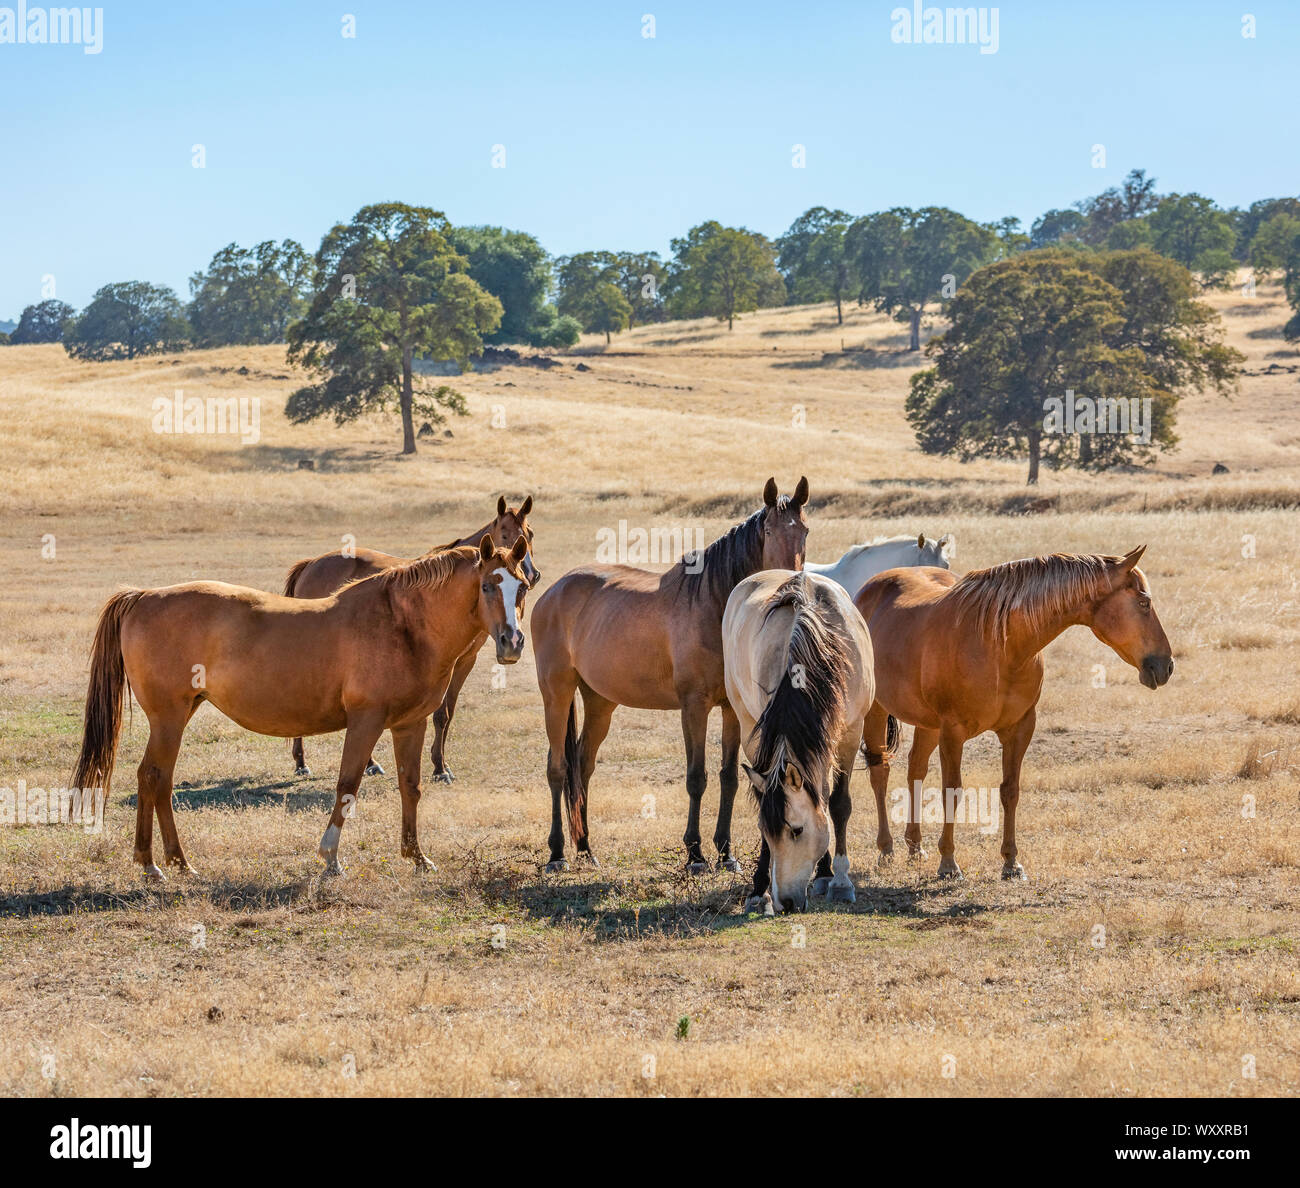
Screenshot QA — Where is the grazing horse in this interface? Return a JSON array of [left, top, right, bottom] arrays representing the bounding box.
[[856, 546, 1173, 881], [723, 570, 875, 914], [805, 532, 955, 597], [283, 496, 539, 780], [71, 536, 532, 879], [533, 477, 810, 873]]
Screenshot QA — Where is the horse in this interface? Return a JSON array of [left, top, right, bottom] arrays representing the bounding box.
[[855, 546, 1173, 881], [532, 477, 810, 874], [283, 495, 538, 780], [71, 536, 532, 879], [723, 570, 875, 914], [805, 532, 955, 597]]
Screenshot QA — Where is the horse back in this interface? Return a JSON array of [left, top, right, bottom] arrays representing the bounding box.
[[286, 547, 408, 599]]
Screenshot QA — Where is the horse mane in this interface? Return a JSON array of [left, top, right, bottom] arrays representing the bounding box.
[[674, 501, 782, 608], [336, 545, 479, 595], [750, 573, 850, 837], [851, 534, 918, 552], [949, 552, 1117, 642]]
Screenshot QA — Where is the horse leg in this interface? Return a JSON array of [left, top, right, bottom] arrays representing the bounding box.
[[291, 735, 310, 777], [393, 720, 434, 871], [906, 726, 939, 860], [936, 726, 966, 879], [540, 669, 579, 873], [154, 704, 201, 875], [679, 697, 711, 874], [713, 703, 742, 872], [745, 835, 775, 915], [863, 704, 894, 867], [318, 711, 386, 876], [429, 646, 477, 784], [134, 711, 187, 880], [576, 686, 615, 858], [823, 767, 856, 903], [996, 708, 1035, 881]]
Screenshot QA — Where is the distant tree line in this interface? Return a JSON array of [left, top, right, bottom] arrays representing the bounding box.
[[1, 172, 1293, 457]]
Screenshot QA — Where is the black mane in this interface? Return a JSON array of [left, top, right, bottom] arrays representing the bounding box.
[[674, 499, 791, 610]]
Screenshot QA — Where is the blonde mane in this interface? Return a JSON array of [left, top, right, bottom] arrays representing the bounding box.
[[950, 553, 1117, 641]]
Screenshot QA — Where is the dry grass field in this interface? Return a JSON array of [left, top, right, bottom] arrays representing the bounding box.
[[2, 280, 1298, 1097]]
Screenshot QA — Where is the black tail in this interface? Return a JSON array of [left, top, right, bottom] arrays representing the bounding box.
[[562, 701, 586, 848], [283, 557, 311, 598], [861, 714, 903, 767]]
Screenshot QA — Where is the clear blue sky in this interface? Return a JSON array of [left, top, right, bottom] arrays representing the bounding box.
[[1, 0, 1297, 317]]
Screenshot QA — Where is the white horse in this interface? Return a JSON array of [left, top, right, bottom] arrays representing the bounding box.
[[723, 570, 875, 914], [805, 533, 956, 598]]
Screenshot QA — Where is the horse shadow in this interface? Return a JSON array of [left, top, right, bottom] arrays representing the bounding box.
[[158, 776, 336, 814], [0, 876, 314, 918]]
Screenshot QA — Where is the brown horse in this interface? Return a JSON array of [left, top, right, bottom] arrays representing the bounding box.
[[71, 536, 531, 879], [283, 495, 538, 779], [532, 477, 809, 873], [856, 547, 1173, 881]]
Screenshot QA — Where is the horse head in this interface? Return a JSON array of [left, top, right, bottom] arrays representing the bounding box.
[[1089, 546, 1173, 689], [475, 535, 531, 664]]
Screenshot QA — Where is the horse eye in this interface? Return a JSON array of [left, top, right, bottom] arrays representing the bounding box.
[[790, 826, 803, 839]]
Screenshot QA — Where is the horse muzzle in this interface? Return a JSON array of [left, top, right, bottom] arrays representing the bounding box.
[[1140, 654, 1173, 689], [495, 629, 525, 664]]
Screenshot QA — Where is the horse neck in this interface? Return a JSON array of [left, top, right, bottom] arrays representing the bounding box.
[[393, 560, 482, 657], [452, 520, 494, 549], [1002, 582, 1104, 666]]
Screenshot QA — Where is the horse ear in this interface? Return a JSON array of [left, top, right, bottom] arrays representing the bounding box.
[[763, 477, 778, 508], [742, 764, 764, 794], [785, 763, 803, 792], [791, 476, 809, 508], [1117, 545, 1147, 572], [519, 495, 533, 517], [478, 535, 494, 563], [510, 535, 529, 562], [939, 534, 955, 558], [497, 495, 507, 517]]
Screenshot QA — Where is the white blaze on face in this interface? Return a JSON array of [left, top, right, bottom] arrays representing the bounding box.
[[494, 568, 523, 633], [521, 551, 539, 584]]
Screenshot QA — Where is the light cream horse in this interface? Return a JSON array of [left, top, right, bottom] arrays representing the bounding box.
[[723, 570, 875, 914]]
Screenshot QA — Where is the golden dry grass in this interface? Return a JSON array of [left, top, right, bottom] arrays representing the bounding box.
[[2, 283, 1298, 1097]]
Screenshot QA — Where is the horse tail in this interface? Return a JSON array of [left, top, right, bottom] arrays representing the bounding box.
[[884, 714, 901, 759], [72, 590, 144, 800], [562, 700, 587, 848], [283, 557, 312, 598]]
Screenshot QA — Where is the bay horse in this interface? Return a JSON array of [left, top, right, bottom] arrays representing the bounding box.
[[855, 546, 1173, 881], [283, 495, 538, 779], [805, 532, 955, 596], [71, 536, 532, 879], [723, 570, 875, 914], [533, 477, 809, 873]]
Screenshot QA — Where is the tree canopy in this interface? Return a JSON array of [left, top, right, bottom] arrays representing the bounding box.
[[848, 206, 1000, 350], [665, 222, 784, 329], [187, 240, 310, 347], [447, 225, 554, 345], [777, 207, 857, 323], [10, 299, 74, 344], [905, 249, 1241, 484], [63, 282, 189, 361], [285, 203, 502, 455]]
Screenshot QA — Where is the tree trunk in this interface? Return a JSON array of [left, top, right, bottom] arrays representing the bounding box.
[[1027, 428, 1041, 485], [728, 314, 734, 331], [909, 306, 921, 351], [1078, 432, 1093, 467], [605, 329, 611, 345], [400, 346, 416, 455], [836, 293, 843, 324]]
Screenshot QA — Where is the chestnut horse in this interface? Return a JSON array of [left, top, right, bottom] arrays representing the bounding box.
[[533, 477, 809, 873], [283, 496, 538, 779], [856, 546, 1173, 881], [71, 536, 531, 879], [723, 570, 875, 914]]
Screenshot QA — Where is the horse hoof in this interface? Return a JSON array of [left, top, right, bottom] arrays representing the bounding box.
[[1002, 863, 1027, 881], [432, 771, 454, 785], [294, 765, 311, 778], [744, 894, 775, 917], [141, 864, 165, 882], [828, 881, 856, 904], [364, 762, 385, 777], [321, 862, 345, 878], [577, 850, 601, 869], [811, 876, 833, 897], [877, 850, 894, 868], [907, 848, 929, 862], [717, 856, 742, 873], [543, 859, 569, 874], [413, 855, 437, 873], [937, 862, 964, 881], [685, 861, 710, 876], [170, 861, 198, 876]]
